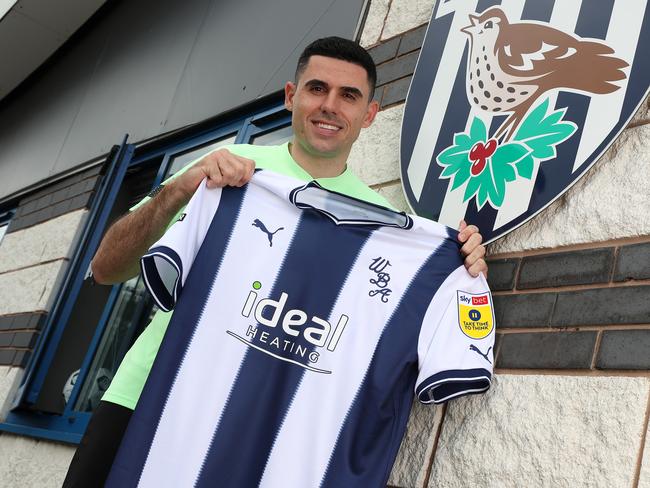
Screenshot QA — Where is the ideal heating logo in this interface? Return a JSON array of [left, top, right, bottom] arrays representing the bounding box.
[[226, 281, 349, 374]]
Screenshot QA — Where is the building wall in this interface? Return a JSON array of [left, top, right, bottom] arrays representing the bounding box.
[[0, 0, 648, 486], [355, 1, 650, 487], [0, 166, 101, 485]]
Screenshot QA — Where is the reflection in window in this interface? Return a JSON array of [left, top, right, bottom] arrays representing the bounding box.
[[250, 125, 292, 146], [33, 163, 160, 414], [73, 275, 157, 412], [166, 135, 237, 178], [0, 222, 7, 244]]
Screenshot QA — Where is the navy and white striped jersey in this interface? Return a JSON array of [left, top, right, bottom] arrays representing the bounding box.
[[107, 170, 495, 488]]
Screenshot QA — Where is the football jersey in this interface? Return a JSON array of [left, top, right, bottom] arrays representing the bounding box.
[[106, 170, 495, 488], [101, 142, 392, 411]]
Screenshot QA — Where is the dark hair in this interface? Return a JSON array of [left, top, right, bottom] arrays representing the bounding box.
[[295, 36, 377, 100]]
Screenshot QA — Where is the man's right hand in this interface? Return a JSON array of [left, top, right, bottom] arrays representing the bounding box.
[[91, 148, 255, 285], [167, 148, 256, 202]]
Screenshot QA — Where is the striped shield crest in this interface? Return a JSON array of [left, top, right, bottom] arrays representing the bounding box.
[[400, 0, 650, 242]]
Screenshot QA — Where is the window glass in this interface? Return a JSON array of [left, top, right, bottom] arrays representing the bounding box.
[[250, 125, 292, 146], [32, 163, 159, 414], [0, 222, 7, 244], [73, 275, 156, 412], [166, 135, 237, 178]]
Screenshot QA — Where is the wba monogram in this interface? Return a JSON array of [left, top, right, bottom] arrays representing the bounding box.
[[369, 257, 392, 303]]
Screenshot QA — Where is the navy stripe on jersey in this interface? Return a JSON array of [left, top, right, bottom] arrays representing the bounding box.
[[140, 246, 183, 312], [106, 186, 248, 487], [320, 233, 462, 488], [416, 367, 491, 404], [194, 210, 373, 487]]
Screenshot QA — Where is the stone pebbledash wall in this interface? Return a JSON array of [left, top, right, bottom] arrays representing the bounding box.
[[0, 166, 100, 369], [0, 165, 101, 486], [355, 0, 650, 487]]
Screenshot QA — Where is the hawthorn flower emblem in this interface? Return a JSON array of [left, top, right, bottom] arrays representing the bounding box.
[[437, 99, 577, 209]]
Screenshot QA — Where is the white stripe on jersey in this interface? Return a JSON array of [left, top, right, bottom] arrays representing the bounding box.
[[137, 186, 303, 487]]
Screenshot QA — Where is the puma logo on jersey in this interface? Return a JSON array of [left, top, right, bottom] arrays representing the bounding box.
[[252, 219, 284, 247], [469, 345, 492, 364]]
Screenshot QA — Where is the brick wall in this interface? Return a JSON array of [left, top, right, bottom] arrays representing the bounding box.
[[368, 25, 426, 110], [7, 165, 101, 233], [487, 240, 650, 371], [0, 314, 45, 368], [0, 165, 102, 368]]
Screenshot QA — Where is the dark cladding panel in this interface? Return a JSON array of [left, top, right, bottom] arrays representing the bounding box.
[[250, 0, 367, 119], [53, 0, 213, 176], [0, 21, 107, 201], [0, 0, 366, 200]]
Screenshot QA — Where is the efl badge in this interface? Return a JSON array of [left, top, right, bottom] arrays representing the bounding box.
[[457, 291, 494, 339], [400, 0, 650, 242]]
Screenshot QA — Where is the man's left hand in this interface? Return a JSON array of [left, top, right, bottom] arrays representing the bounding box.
[[458, 220, 487, 278]]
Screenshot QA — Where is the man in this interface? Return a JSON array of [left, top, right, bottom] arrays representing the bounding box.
[[64, 37, 487, 486]]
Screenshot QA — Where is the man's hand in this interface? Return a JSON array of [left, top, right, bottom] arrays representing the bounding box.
[[458, 220, 488, 278], [168, 148, 256, 201], [92, 148, 255, 285]]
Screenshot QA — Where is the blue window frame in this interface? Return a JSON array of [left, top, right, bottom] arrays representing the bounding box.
[[0, 100, 291, 444], [0, 210, 13, 244]]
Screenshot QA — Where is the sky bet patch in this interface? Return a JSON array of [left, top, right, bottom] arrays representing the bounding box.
[[457, 291, 494, 340]]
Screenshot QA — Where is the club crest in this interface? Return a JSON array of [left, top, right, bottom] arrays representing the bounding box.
[[400, 0, 650, 242]]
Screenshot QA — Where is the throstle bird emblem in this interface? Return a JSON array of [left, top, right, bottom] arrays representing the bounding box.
[[400, 1, 648, 243], [252, 219, 284, 247], [462, 7, 628, 142]]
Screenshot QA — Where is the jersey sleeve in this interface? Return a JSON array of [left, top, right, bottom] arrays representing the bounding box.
[[415, 267, 495, 404], [140, 179, 222, 312]]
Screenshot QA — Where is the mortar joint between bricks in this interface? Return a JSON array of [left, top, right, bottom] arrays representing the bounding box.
[[608, 246, 619, 283]]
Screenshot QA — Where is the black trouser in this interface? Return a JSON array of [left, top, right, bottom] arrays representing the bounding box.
[[63, 401, 132, 487]]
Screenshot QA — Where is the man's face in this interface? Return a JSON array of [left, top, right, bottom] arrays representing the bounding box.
[[285, 55, 379, 160]]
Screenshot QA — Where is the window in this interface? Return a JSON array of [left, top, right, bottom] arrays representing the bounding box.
[[0, 211, 11, 244], [0, 101, 291, 443], [249, 125, 292, 146], [166, 134, 237, 177]]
